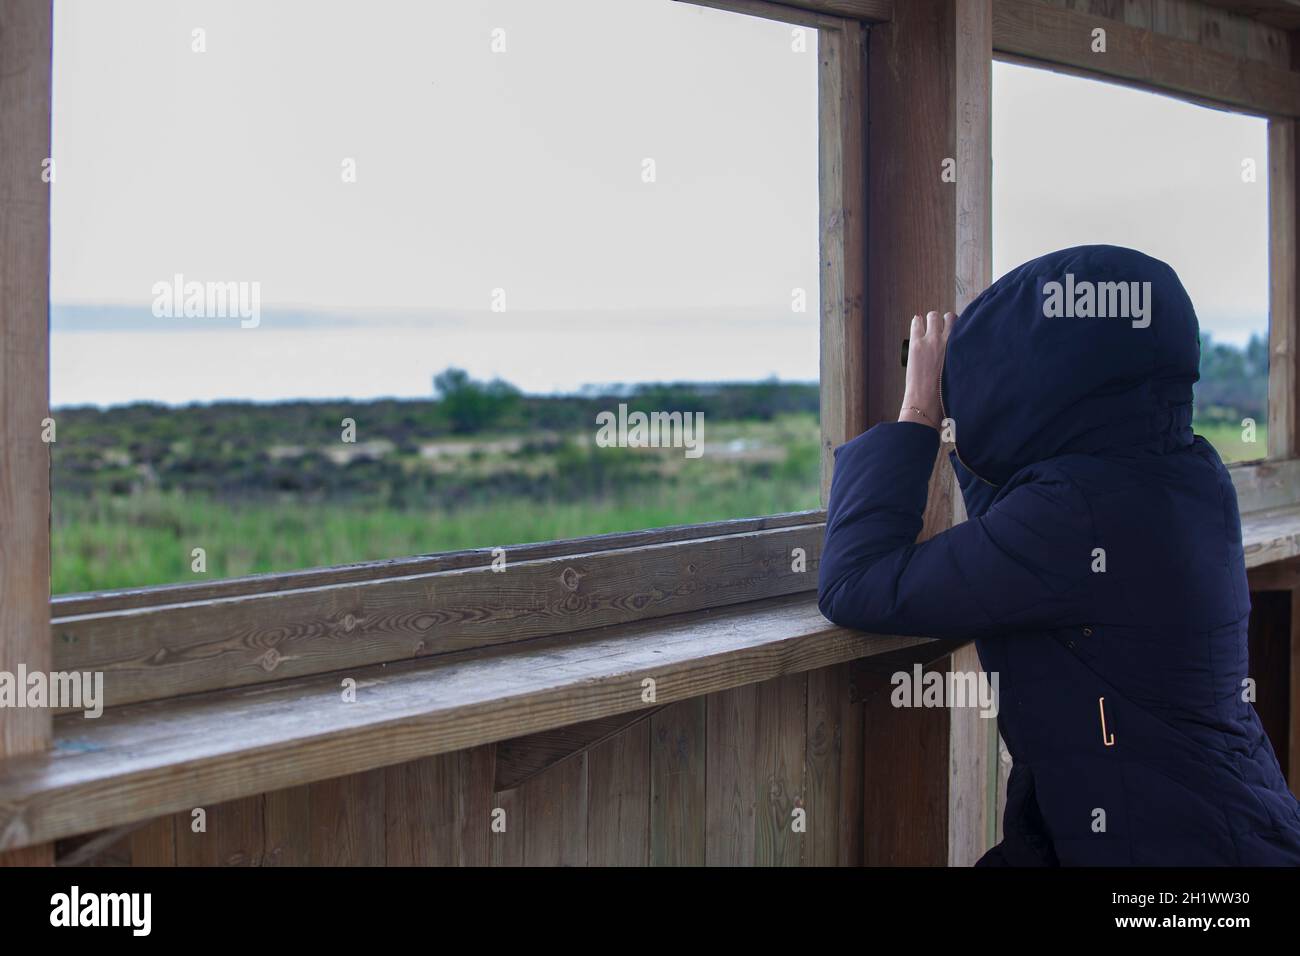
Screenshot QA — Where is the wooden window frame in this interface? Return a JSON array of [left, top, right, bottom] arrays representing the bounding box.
[[7, 0, 1300, 864], [991, 0, 1300, 513], [7, 0, 885, 714]]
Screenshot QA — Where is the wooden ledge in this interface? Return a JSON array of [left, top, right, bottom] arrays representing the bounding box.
[[1242, 504, 1300, 568], [0, 594, 938, 851]]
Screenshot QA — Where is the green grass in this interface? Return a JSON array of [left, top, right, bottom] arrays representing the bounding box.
[[52, 411, 823, 594], [50, 410, 1261, 595], [52, 480, 821, 594], [1193, 421, 1267, 465]]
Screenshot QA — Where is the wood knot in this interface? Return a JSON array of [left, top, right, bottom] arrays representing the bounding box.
[[561, 567, 581, 591]]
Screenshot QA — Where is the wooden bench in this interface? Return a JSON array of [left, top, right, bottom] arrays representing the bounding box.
[[0, 593, 944, 852]]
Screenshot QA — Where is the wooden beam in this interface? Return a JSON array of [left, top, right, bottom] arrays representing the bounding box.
[[1247, 553, 1300, 589], [819, 20, 869, 502], [676, 0, 852, 28], [53, 520, 824, 710], [846, 638, 972, 695], [993, 0, 1300, 116], [0, 595, 941, 851], [1241, 503, 1300, 564], [494, 706, 662, 791], [1270, 116, 1298, 457], [862, 0, 994, 866], [54, 821, 150, 867], [53, 510, 821, 615], [0, 0, 53, 868], [1201, 0, 1300, 32], [676, 0, 892, 27], [1231, 457, 1300, 512]]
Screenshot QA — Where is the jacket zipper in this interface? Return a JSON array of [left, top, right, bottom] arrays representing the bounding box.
[[939, 363, 1001, 490]]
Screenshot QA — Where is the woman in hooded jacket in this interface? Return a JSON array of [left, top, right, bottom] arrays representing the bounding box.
[[818, 244, 1300, 866]]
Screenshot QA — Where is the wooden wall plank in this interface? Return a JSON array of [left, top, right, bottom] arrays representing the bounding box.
[[129, 816, 177, 866], [755, 673, 807, 865], [384, 758, 442, 866], [263, 786, 311, 866], [705, 684, 759, 864], [0, 0, 53, 869], [650, 698, 707, 865], [264, 772, 385, 866], [947, 643, 995, 865], [521, 753, 588, 866], [490, 788, 524, 866], [1247, 591, 1292, 786], [586, 721, 651, 865], [174, 796, 264, 867], [806, 671, 847, 863], [835, 664, 865, 865], [862, 682, 952, 864], [307, 771, 386, 866]]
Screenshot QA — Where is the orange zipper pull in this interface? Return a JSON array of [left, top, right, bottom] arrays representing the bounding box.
[[1099, 696, 1116, 747]]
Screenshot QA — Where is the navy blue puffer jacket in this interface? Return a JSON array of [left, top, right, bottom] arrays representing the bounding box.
[[818, 244, 1300, 865]]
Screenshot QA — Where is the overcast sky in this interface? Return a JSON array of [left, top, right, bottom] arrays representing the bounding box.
[[49, 0, 1268, 406]]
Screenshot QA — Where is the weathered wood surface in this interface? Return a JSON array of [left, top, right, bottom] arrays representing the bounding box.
[[52, 521, 824, 710], [819, 20, 869, 500], [994, 0, 1300, 115], [586, 718, 653, 865], [1199, 0, 1300, 32], [0, 0, 54, 869], [0, 595, 935, 851], [1040, 0, 1294, 67], [649, 698, 708, 865], [53, 511, 822, 614], [41, 663, 871, 867], [675, 0, 851, 28], [1241, 503, 1300, 566], [494, 708, 662, 791], [1271, 117, 1298, 459], [677, 0, 892, 25], [1232, 457, 1300, 514], [859, 0, 994, 866]]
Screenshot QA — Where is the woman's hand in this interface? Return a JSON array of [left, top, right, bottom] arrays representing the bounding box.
[[898, 310, 954, 430]]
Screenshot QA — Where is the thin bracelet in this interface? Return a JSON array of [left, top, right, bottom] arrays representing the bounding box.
[[902, 405, 936, 426]]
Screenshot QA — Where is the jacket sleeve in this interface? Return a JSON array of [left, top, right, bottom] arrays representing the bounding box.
[[817, 422, 1094, 639]]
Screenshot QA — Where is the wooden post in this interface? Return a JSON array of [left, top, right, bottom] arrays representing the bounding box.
[[0, 0, 54, 866], [1269, 115, 1297, 460], [860, 0, 992, 865], [819, 19, 869, 503]]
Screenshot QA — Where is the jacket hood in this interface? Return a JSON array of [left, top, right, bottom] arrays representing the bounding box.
[[940, 244, 1200, 488]]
